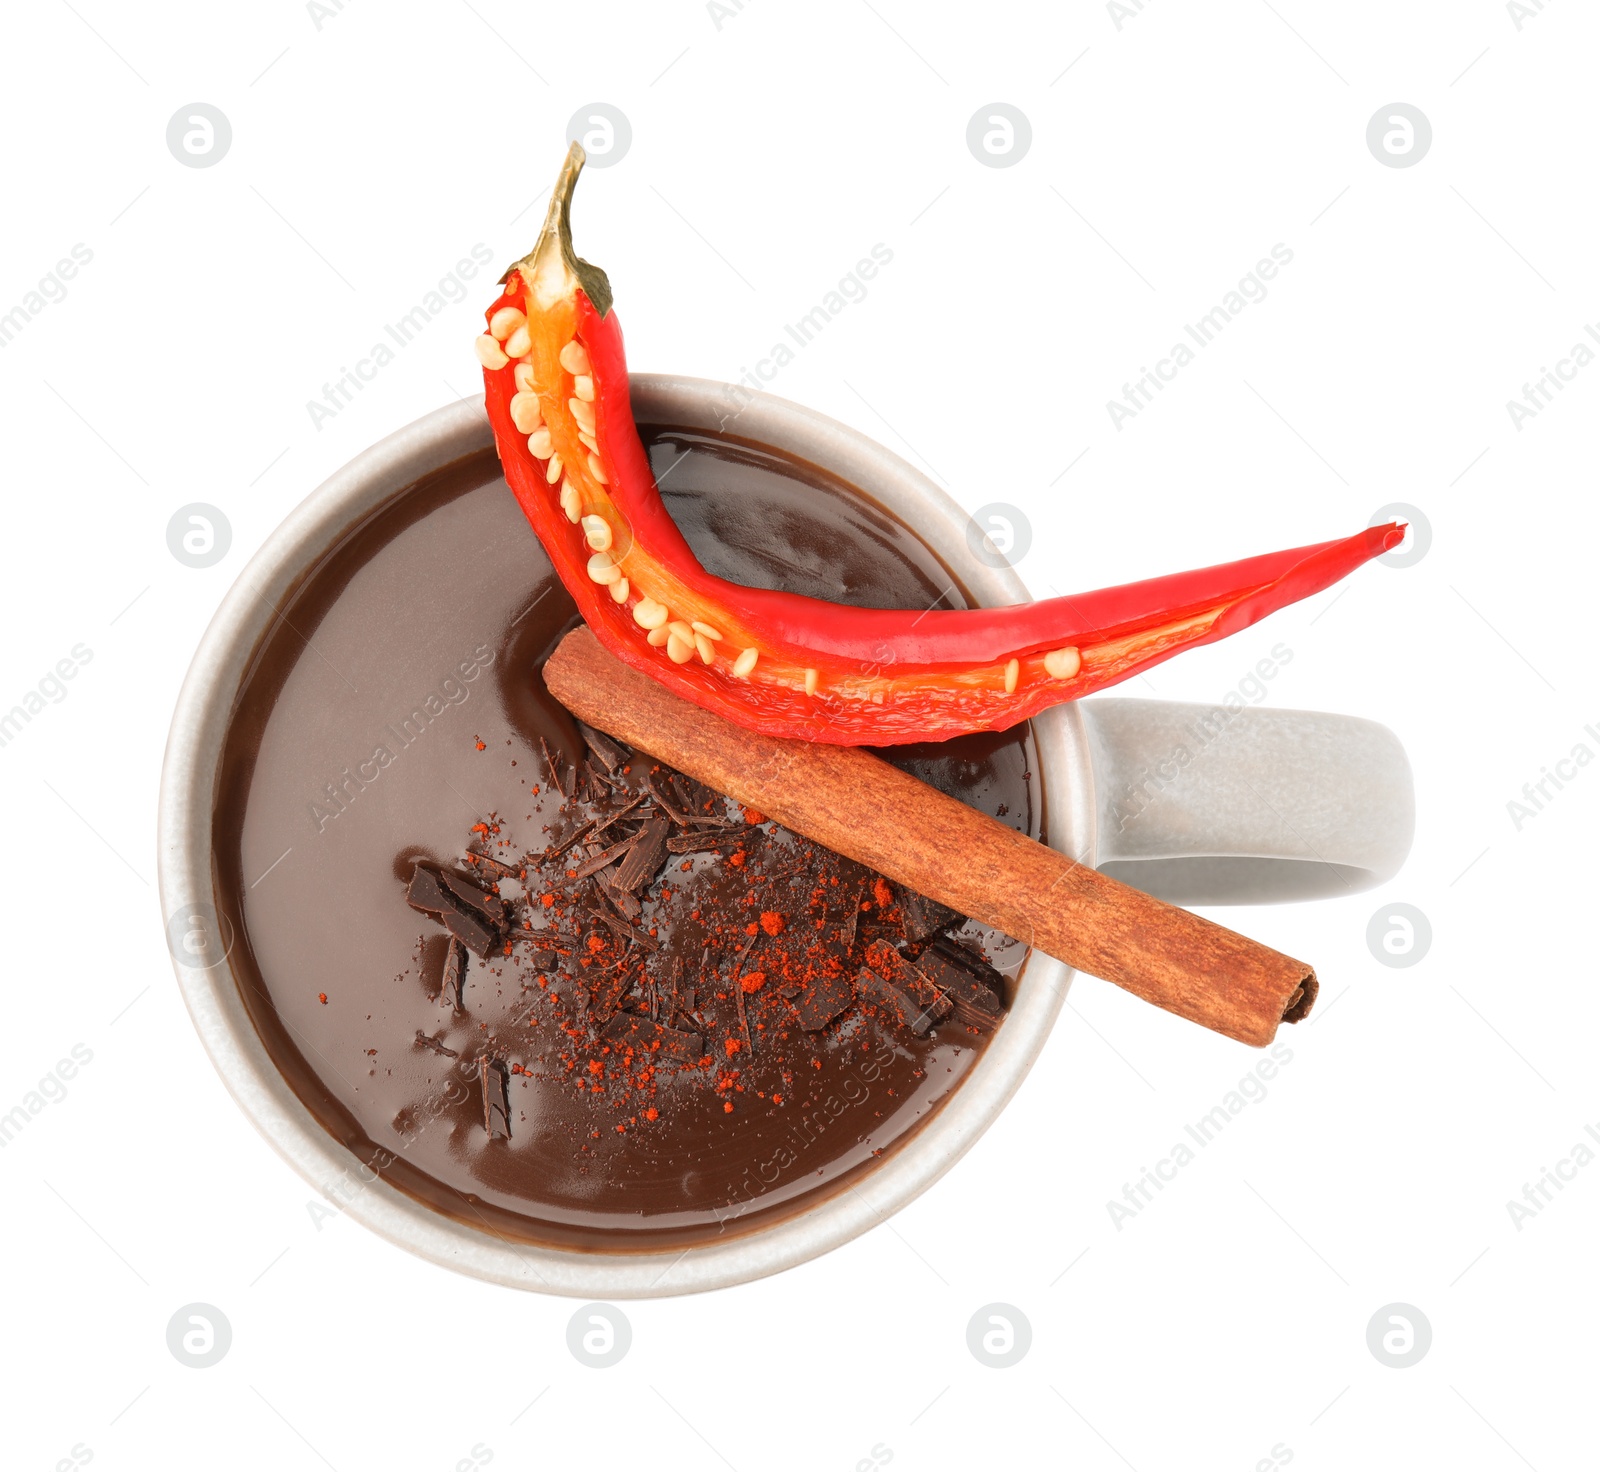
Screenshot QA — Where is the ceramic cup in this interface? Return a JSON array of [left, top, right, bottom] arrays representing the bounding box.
[[158, 379, 1413, 1296]]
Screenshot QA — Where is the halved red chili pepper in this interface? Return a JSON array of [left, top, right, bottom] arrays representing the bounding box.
[[478, 144, 1402, 746]]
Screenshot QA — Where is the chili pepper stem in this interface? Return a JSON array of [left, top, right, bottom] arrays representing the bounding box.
[[502, 140, 613, 318]]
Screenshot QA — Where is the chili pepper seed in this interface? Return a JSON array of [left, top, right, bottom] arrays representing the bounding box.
[[1044, 646, 1081, 679], [489, 306, 525, 341], [581, 515, 613, 552], [509, 392, 543, 434]]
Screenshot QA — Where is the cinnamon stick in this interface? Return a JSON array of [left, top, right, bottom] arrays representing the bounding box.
[[542, 628, 1316, 1046]]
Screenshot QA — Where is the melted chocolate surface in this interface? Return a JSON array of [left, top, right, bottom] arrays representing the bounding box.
[[214, 428, 1037, 1248]]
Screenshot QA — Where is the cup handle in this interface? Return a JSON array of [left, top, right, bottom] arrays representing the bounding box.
[[1078, 697, 1414, 905]]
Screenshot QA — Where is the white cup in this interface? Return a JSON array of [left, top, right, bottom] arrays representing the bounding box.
[[159, 380, 1412, 1296]]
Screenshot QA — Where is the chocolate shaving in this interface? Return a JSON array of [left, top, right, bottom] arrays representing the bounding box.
[[407, 867, 491, 955], [578, 720, 631, 774], [584, 896, 659, 953], [414, 1030, 458, 1057], [824, 869, 869, 955], [643, 772, 692, 826], [546, 792, 648, 860], [602, 879, 643, 920], [479, 1055, 512, 1138], [669, 771, 718, 817], [856, 969, 932, 1036], [666, 826, 750, 854], [438, 936, 467, 1011], [572, 832, 638, 880], [584, 755, 625, 798], [468, 851, 520, 880], [612, 816, 670, 894], [660, 954, 694, 1017], [540, 736, 571, 799]]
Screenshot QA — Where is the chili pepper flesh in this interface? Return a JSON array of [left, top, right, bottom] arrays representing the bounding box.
[[480, 143, 1403, 746]]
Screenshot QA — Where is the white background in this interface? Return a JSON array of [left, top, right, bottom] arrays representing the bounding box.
[[1, 2, 1593, 1468]]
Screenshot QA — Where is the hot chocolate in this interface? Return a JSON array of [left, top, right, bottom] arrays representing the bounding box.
[[214, 427, 1040, 1249]]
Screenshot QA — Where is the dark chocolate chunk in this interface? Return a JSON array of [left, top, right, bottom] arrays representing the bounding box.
[[509, 934, 558, 971], [791, 969, 854, 1031], [438, 936, 466, 1011], [479, 1055, 512, 1138], [434, 868, 506, 926], [892, 883, 963, 945], [856, 969, 934, 1036], [927, 936, 1007, 993], [577, 721, 631, 774], [601, 1013, 705, 1065], [414, 1030, 458, 1057], [612, 816, 670, 894], [406, 863, 455, 915], [862, 939, 953, 1035], [407, 865, 504, 956], [914, 946, 1002, 1030]]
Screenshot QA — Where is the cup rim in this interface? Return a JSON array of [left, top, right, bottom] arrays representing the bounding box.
[[157, 379, 1094, 1296]]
